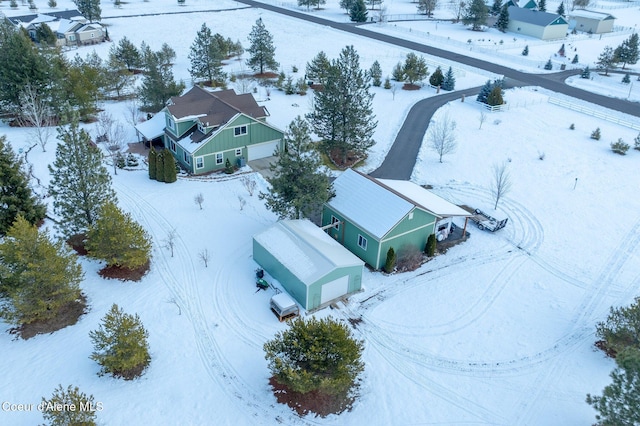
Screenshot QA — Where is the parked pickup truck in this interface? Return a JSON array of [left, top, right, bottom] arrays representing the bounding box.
[[471, 208, 508, 232]]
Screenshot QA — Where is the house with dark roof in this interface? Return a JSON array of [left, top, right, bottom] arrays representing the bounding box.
[[156, 86, 284, 174], [322, 169, 471, 270], [568, 9, 615, 34], [5, 9, 105, 46], [507, 6, 568, 40], [505, 0, 538, 9]]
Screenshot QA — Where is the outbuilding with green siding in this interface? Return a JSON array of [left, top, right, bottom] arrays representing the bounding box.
[[157, 86, 284, 175], [322, 169, 446, 270], [253, 220, 364, 310]]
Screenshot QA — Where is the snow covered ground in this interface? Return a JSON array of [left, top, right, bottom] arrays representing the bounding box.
[[1, 0, 640, 425]]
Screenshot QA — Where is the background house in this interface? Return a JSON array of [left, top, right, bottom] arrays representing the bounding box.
[[505, 0, 538, 9], [568, 10, 615, 34], [160, 86, 284, 174], [507, 7, 568, 40], [253, 219, 364, 310], [322, 169, 448, 270], [6, 10, 105, 46]]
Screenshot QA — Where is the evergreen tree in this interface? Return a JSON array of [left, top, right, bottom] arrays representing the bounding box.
[[595, 297, 640, 355], [476, 80, 493, 103], [306, 46, 377, 165], [0, 216, 83, 326], [139, 47, 185, 111], [558, 43, 565, 57], [36, 23, 57, 46], [148, 147, 157, 180], [462, 0, 489, 31], [0, 136, 46, 236], [544, 59, 553, 70], [591, 127, 601, 140], [581, 66, 590, 79], [164, 154, 177, 183], [369, 60, 383, 87], [586, 348, 640, 425], [556, 1, 565, 16], [155, 149, 166, 183], [188, 23, 226, 84], [403, 52, 429, 85], [89, 304, 151, 380], [490, 0, 502, 15], [72, 0, 101, 22], [522, 45, 529, 56], [66, 53, 104, 120], [538, 0, 546, 12], [623, 73, 631, 84], [614, 33, 639, 70], [349, 0, 368, 22], [306, 51, 331, 85], [48, 121, 116, 237], [417, 0, 438, 17], [572, 54, 579, 64], [264, 316, 364, 396], [298, 0, 326, 10], [425, 233, 437, 256], [260, 116, 334, 219], [340, 0, 357, 11], [596, 46, 618, 76], [441, 66, 456, 91], [383, 76, 391, 89], [495, 5, 509, 33], [246, 18, 279, 75], [110, 37, 141, 72], [105, 54, 134, 99], [41, 385, 97, 426], [86, 201, 151, 270], [224, 158, 234, 174], [384, 247, 396, 273], [392, 61, 405, 81], [429, 66, 444, 87], [486, 85, 504, 106]]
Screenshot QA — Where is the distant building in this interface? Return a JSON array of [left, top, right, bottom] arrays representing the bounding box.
[[507, 6, 568, 40], [568, 9, 615, 34], [5, 10, 105, 46]]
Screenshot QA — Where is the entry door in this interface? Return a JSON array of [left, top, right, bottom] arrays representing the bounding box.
[[320, 276, 349, 304]]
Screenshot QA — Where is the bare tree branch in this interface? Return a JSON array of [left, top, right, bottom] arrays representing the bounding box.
[[96, 112, 128, 175], [198, 249, 210, 268], [490, 161, 512, 210], [428, 112, 457, 163], [18, 84, 54, 152], [194, 192, 204, 210]]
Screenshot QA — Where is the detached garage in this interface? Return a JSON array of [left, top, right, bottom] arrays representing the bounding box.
[[253, 220, 364, 310]]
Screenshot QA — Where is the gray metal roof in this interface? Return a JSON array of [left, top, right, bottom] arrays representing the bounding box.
[[508, 6, 568, 26]]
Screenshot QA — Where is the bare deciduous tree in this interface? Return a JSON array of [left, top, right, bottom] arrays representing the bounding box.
[[164, 229, 177, 258], [124, 98, 142, 129], [194, 192, 204, 210], [478, 111, 487, 129], [198, 249, 210, 268], [240, 176, 257, 196], [167, 297, 181, 315], [390, 83, 398, 100], [96, 112, 127, 175], [428, 112, 457, 163], [490, 161, 512, 210], [18, 84, 54, 152], [238, 195, 246, 211]]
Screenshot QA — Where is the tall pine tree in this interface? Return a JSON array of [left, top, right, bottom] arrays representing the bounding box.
[[349, 0, 368, 22], [556, 1, 565, 16], [614, 33, 639, 70], [307, 45, 377, 165], [495, 5, 509, 33], [463, 0, 489, 31], [48, 121, 116, 237], [86, 201, 151, 271], [537, 0, 546, 12], [72, 0, 101, 22], [306, 51, 331, 86], [369, 60, 383, 87], [0, 216, 83, 326], [139, 46, 185, 111], [188, 23, 226, 84], [0, 136, 46, 236], [441, 66, 456, 91], [148, 146, 157, 180], [259, 116, 334, 219], [429, 66, 444, 87], [246, 18, 279, 75]]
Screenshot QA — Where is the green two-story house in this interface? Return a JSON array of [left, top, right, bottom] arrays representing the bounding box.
[[162, 86, 284, 174], [322, 169, 469, 270]]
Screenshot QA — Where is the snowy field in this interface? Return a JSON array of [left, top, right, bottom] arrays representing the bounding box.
[[2, 0, 640, 425]]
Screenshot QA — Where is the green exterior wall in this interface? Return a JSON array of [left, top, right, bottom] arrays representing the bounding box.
[[164, 112, 284, 175], [322, 205, 438, 270], [253, 239, 363, 310]]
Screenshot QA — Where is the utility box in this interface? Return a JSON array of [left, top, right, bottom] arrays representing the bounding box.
[[270, 293, 299, 322]]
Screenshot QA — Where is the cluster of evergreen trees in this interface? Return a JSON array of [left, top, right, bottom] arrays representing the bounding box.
[[596, 35, 639, 76], [148, 147, 177, 183], [429, 66, 456, 91], [188, 23, 243, 85], [476, 79, 505, 106]]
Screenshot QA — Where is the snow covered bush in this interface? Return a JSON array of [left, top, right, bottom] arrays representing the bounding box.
[[611, 138, 630, 155], [41, 385, 97, 426], [591, 127, 601, 140]]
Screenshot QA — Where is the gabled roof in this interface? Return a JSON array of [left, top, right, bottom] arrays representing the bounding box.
[[253, 219, 363, 286], [5, 9, 85, 26], [569, 9, 615, 21], [166, 86, 267, 127], [135, 113, 166, 140], [378, 179, 471, 218], [328, 169, 442, 240], [508, 6, 568, 26]]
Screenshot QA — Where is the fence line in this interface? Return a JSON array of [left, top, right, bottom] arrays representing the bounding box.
[[548, 97, 640, 130]]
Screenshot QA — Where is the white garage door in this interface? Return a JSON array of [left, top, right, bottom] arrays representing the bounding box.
[[247, 140, 280, 160], [320, 276, 349, 305]]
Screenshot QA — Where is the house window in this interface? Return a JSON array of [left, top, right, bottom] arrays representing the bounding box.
[[235, 148, 242, 157], [167, 118, 175, 131], [69, 34, 76, 41], [183, 152, 190, 164], [196, 157, 204, 169], [357, 235, 368, 251], [169, 140, 176, 152], [409, 212, 414, 220], [91, 32, 95, 38], [331, 216, 340, 230], [234, 125, 247, 136], [215, 152, 223, 165]]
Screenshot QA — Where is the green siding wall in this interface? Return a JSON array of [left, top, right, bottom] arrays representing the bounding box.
[[322, 207, 381, 269], [306, 265, 363, 310]]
